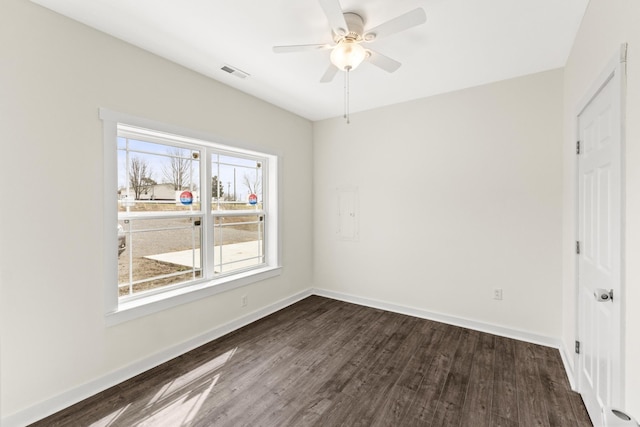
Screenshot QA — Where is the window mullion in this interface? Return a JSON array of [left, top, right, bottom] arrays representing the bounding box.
[[202, 147, 215, 279]]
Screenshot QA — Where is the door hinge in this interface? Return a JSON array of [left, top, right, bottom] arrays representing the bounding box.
[[576, 241, 580, 254], [575, 340, 581, 354], [577, 140, 581, 155]]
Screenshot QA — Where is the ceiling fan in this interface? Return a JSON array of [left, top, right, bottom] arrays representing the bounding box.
[[273, 0, 427, 83]]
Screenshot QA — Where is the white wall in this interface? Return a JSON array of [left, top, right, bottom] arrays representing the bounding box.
[[562, 0, 640, 417], [0, 0, 313, 423], [314, 70, 564, 339]]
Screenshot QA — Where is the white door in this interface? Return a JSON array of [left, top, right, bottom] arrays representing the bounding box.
[[577, 52, 624, 426]]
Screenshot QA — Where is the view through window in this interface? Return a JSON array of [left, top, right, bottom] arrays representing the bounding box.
[[116, 125, 270, 300]]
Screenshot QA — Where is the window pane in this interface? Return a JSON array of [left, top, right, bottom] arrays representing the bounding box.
[[212, 154, 263, 211], [213, 215, 264, 274], [118, 217, 202, 298], [118, 137, 201, 213]]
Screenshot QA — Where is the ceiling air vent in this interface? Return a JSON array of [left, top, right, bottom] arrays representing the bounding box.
[[221, 65, 249, 79]]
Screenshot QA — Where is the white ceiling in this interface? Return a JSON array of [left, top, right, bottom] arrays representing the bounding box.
[[31, 0, 589, 121]]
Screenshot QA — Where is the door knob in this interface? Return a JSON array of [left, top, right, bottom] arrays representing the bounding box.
[[594, 288, 613, 302]]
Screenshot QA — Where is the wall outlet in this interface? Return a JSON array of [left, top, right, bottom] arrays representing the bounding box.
[[241, 295, 248, 307], [493, 288, 503, 300]]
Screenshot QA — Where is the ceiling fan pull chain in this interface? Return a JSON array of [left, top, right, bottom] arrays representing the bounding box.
[[343, 68, 347, 120], [345, 66, 351, 124]]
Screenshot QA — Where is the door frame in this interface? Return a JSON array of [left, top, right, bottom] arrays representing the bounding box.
[[574, 43, 627, 417]]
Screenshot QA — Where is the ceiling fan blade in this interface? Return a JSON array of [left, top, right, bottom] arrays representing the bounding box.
[[318, 0, 349, 36], [320, 64, 339, 83], [273, 44, 332, 53], [363, 8, 426, 41], [366, 50, 401, 73]]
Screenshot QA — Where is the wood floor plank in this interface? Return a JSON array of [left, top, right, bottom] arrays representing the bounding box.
[[238, 303, 377, 426], [30, 297, 593, 427], [492, 335, 519, 423], [338, 315, 424, 426], [431, 328, 481, 426], [201, 300, 369, 426], [493, 414, 521, 427], [339, 312, 415, 398], [280, 309, 392, 426], [459, 332, 496, 427], [401, 323, 464, 426], [514, 340, 552, 427], [531, 345, 579, 427], [371, 320, 446, 427], [568, 390, 594, 426], [309, 311, 416, 425], [313, 309, 400, 398]]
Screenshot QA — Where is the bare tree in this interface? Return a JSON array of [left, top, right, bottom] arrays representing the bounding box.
[[163, 148, 191, 191], [129, 157, 154, 200], [242, 171, 262, 196]]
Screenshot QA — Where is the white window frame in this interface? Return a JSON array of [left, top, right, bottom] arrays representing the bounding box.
[[101, 108, 281, 325]]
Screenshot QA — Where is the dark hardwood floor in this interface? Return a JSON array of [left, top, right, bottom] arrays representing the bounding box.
[[31, 296, 592, 426]]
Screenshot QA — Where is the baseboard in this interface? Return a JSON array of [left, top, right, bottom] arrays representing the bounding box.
[[2, 288, 313, 427], [559, 342, 578, 391], [312, 288, 562, 349]]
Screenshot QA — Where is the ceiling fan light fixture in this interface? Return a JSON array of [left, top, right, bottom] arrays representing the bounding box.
[[330, 39, 366, 71]]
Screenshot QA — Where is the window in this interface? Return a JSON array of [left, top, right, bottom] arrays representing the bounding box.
[[101, 109, 280, 323]]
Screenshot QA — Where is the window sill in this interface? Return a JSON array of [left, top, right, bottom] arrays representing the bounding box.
[[105, 266, 282, 326]]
